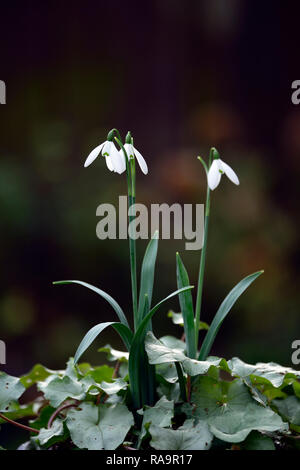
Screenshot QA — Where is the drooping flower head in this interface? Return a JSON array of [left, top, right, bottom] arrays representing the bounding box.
[[84, 130, 126, 174], [207, 148, 239, 191], [121, 132, 148, 175]]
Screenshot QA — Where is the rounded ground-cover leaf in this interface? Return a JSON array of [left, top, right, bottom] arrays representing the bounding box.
[[20, 364, 55, 389], [0, 373, 25, 412], [35, 419, 66, 447], [82, 365, 114, 384], [240, 431, 275, 450], [227, 357, 300, 388], [273, 396, 300, 426], [149, 419, 213, 450], [156, 363, 179, 385], [66, 402, 134, 450], [190, 376, 288, 443], [38, 375, 85, 408], [30, 406, 56, 430], [98, 344, 129, 362], [0, 402, 34, 423], [145, 331, 223, 376], [138, 396, 174, 441], [167, 311, 209, 330], [99, 378, 128, 395]]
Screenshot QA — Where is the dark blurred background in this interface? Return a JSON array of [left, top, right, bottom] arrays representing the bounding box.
[[0, 0, 299, 378]]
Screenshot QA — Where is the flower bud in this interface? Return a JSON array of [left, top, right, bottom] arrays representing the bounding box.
[[125, 131, 132, 144], [107, 129, 115, 141], [211, 147, 220, 160]]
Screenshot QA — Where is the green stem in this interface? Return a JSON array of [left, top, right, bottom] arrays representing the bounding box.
[[114, 136, 138, 331], [175, 362, 187, 402], [194, 149, 213, 351]]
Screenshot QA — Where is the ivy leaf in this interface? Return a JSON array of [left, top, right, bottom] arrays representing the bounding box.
[[30, 406, 56, 431], [167, 311, 209, 330], [35, 419, 66, 447], [273, 396, 300, 426], [66, 403, 134, 450], [99, 379, 128, 395], [138, 396, 174, 441], [98, 344, 129, 362], [241, 431, 275, 450], [149, 419, 212, 450], [159, 335, 186, 351], [156, 363, 179, 384], [38, 376, 85, 407], [20, 364, 55, 389], [228, 357, 300, 388], [191, 376, 288, 443], [0, 373, 25, 412], [0, 402, 35, 423], [145, 331, 222, 376], [83, 365, 114, 384]]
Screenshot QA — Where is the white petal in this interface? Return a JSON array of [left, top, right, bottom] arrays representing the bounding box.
[[84, 142, 105, 167], [118, 149, 128, 172], [105, 155, 114, 172], [102, 140, 112, 155], [220, 160, 239, 185], [124, 143, 134, 158], [110, 143, 126, 174], [133, 146, 148, 175], [207, 160, 222, 190]]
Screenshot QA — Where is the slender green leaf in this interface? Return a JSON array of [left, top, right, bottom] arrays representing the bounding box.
[[137, 231, 159, 326], [129, 285, 193, 409], [198, 271, 263, 360], [175, 363, 187, 402], [129, 296, 149, 409], [74, 322, 133, 365], [176, 253, 196, 358], [53, 280, 129, 328]]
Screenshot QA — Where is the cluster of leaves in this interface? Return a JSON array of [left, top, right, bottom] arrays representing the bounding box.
[[1, 140, 299, 450], [1, 323, 299, 450]]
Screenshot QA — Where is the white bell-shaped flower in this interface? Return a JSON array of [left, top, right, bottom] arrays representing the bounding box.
[[84, 139, 126, 174], [121, 142, 148, 175], [207, 150, 239, 190]]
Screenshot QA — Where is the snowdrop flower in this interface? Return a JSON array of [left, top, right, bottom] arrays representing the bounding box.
[[207, 148, 239, 190], [121, 132, 148, 175], [84, 133, 126, 174]]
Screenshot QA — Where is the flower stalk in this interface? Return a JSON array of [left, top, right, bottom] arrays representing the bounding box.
[[114, 134, 138, 330], [194, 148, 213, 351]]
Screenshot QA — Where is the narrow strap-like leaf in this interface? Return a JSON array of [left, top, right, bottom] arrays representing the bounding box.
[[176, 253, 196, 359], [198, 271, 263, 361], [53, 280, 129, 328], [74, 321, 133, 364], [129, 285, 193, 409], [130, 295, 149, 409], [137, 231, 159, 326]]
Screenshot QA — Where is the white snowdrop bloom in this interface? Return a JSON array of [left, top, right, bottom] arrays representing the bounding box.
[[84, 140, 126, 174], [122, 143, 148, 175], [207, 152, 239, 191]]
